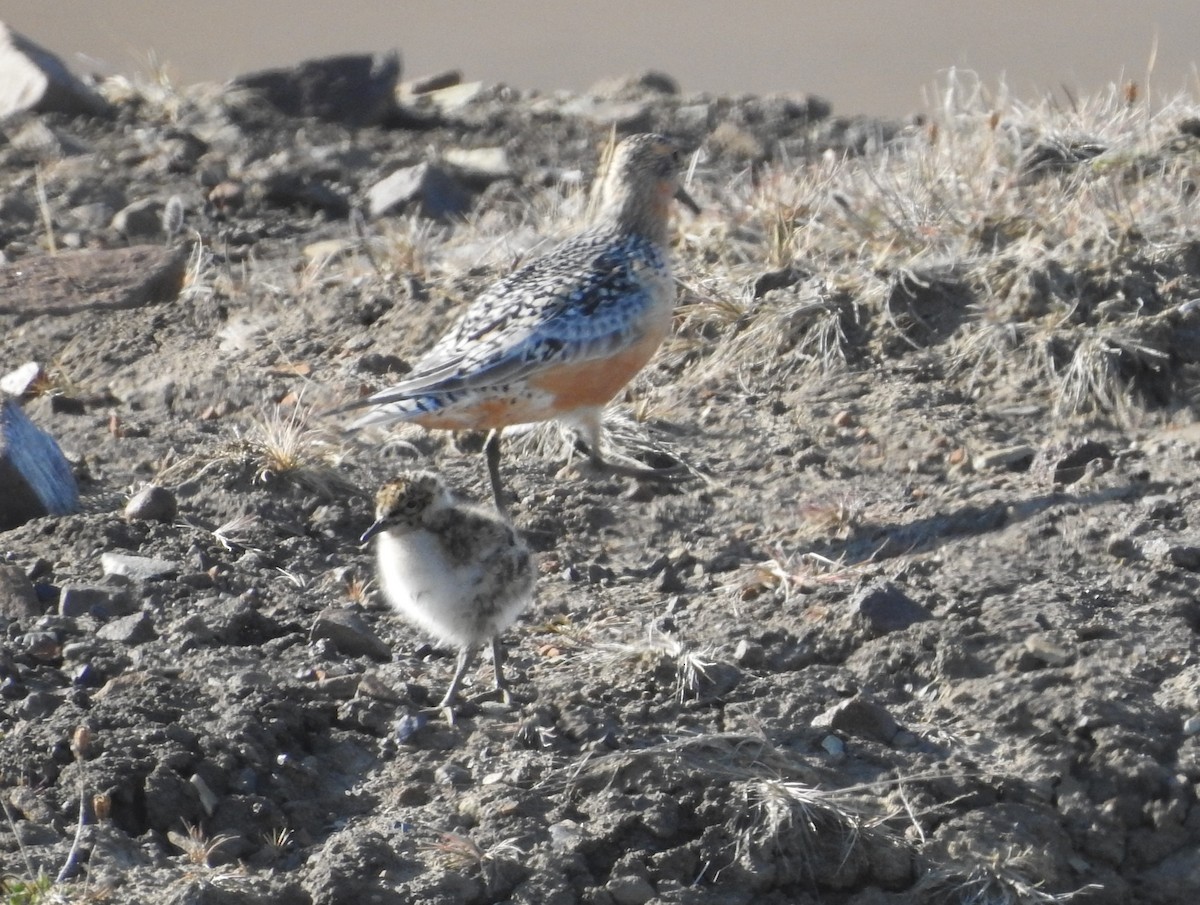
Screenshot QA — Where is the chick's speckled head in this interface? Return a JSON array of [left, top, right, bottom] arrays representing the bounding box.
[[360, 471, 449, 542]]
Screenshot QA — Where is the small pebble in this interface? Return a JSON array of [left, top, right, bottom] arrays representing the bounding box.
[[821, 734, 845, 757], [973, 445, 1035, 471], [124, 485, 177, 523], [435, 763, 471, 787], [734, 639, 764, 668], [1023, 634, 1072, 667]]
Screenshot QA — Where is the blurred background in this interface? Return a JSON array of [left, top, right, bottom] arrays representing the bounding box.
[[1, 0, 1194, 116]]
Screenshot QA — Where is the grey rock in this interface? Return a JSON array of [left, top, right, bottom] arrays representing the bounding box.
[[1142, 494, 1182, 520], [68, 201, 118, 231], [1138, 847, 1200, 902], [813, 696, 900, 744], [972, 444, 1035, 472], [0, 22, 112, 119], [111, 198, 166, 238], [311, 606, 391, 661], [124, 485, 178, 522], [672, 102, 713, 134], [852, 582, 930, 635], [0, 562, 41, 618], [7, 118, 90, 159], [16, 690, 60, 720], [0, 397, 79, 530], [820, 734, 846, 758], [261, 172, 350, 217], [0, 245, 189, 319], [1169, 545, 1200, 572], [653, 562, 685, 593], [10, 816, 57, 844], [608, 874, 656, 905], [1022, 633, 1073, 667], [557, 96, 652, 131], [1107, 533, 1141, 559], [1143, 538, 1200, 572], [231, 52, 401, 128], [144, 763, 203, 834], [733, 639, 764, 668], [443, 146, 513, 184], [548, 819, 586, 851], [96, 611, 157, 645], [0, 194, 37, 228], [100, 551, 180, 581], [158, 132, 207, 173], [402, 69, 462, 96], [434, 762, 471, 787], [590, 70, 680, 99], [7, 786, 54, 822], [367, 162, 472, 220], [1032, 438, 1115, 485], [0, 361, 42, 398], [415, 80, 484, 113], [195, 597, 283, 646], [59, 583, 133, 619], [303, 830, 422, 904]]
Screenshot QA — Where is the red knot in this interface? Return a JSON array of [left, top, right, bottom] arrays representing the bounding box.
[[360, 470, 534, 712], [338, 133, 698, 509]]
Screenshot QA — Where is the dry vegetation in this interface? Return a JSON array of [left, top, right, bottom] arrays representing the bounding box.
[[662, 74, 1200, 428]]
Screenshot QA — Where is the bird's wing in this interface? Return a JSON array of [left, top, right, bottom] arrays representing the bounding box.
[[348, 232, 664, 408]]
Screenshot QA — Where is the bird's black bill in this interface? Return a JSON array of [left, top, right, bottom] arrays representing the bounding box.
[[674, 185, 701, 215], [360, 521, 385, 544]]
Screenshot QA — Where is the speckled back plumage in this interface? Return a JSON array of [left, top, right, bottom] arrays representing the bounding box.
[[346, 133, 689, 432]]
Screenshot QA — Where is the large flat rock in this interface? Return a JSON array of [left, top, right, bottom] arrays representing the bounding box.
[[231, 52, 401, 128], [0, 245, 189, 320], [0, 22, 112, 119]]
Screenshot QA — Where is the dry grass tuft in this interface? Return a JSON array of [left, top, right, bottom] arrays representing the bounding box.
[[588, 622, 722, 702], [731, 779, 865, 883], [418, 830, 526, 889], [239, 399, 356, 498], [918, 847, 1101, 904], [667, 72, 1200, 425], [168, 822, 236, 867]]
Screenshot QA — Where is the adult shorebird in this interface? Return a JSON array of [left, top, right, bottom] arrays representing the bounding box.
[[337, 132, 698, 509], [360, 470, 535, 712]]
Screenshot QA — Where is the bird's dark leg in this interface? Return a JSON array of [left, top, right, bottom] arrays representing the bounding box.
[[491, 637, 512, 705], [439, 645, 478, 710], [484, 428, 508, 513], [578, 410, 684, 483]]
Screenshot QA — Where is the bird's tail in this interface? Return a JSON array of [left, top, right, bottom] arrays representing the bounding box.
[[343, 398, 427, 430]]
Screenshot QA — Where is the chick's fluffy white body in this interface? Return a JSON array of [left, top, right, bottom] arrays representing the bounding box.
[[374, 515, 530, 650], [363, 471, 535, 708]]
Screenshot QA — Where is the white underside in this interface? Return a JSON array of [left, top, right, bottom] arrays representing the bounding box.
[[376, 529, 529, 649]]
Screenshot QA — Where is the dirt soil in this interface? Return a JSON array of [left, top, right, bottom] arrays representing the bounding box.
[[2, 67, 1200, 905]]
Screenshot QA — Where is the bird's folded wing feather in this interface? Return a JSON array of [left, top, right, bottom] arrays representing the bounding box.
[[342, 234, 657, 409]]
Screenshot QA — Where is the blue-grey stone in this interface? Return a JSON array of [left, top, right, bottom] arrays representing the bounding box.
[[0, 397, 79, 529]]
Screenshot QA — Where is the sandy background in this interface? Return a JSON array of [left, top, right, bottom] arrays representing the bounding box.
[[1, 0, 1194, 116]]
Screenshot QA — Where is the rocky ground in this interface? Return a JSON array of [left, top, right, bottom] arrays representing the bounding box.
[[2, 37, 1200, 905]]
